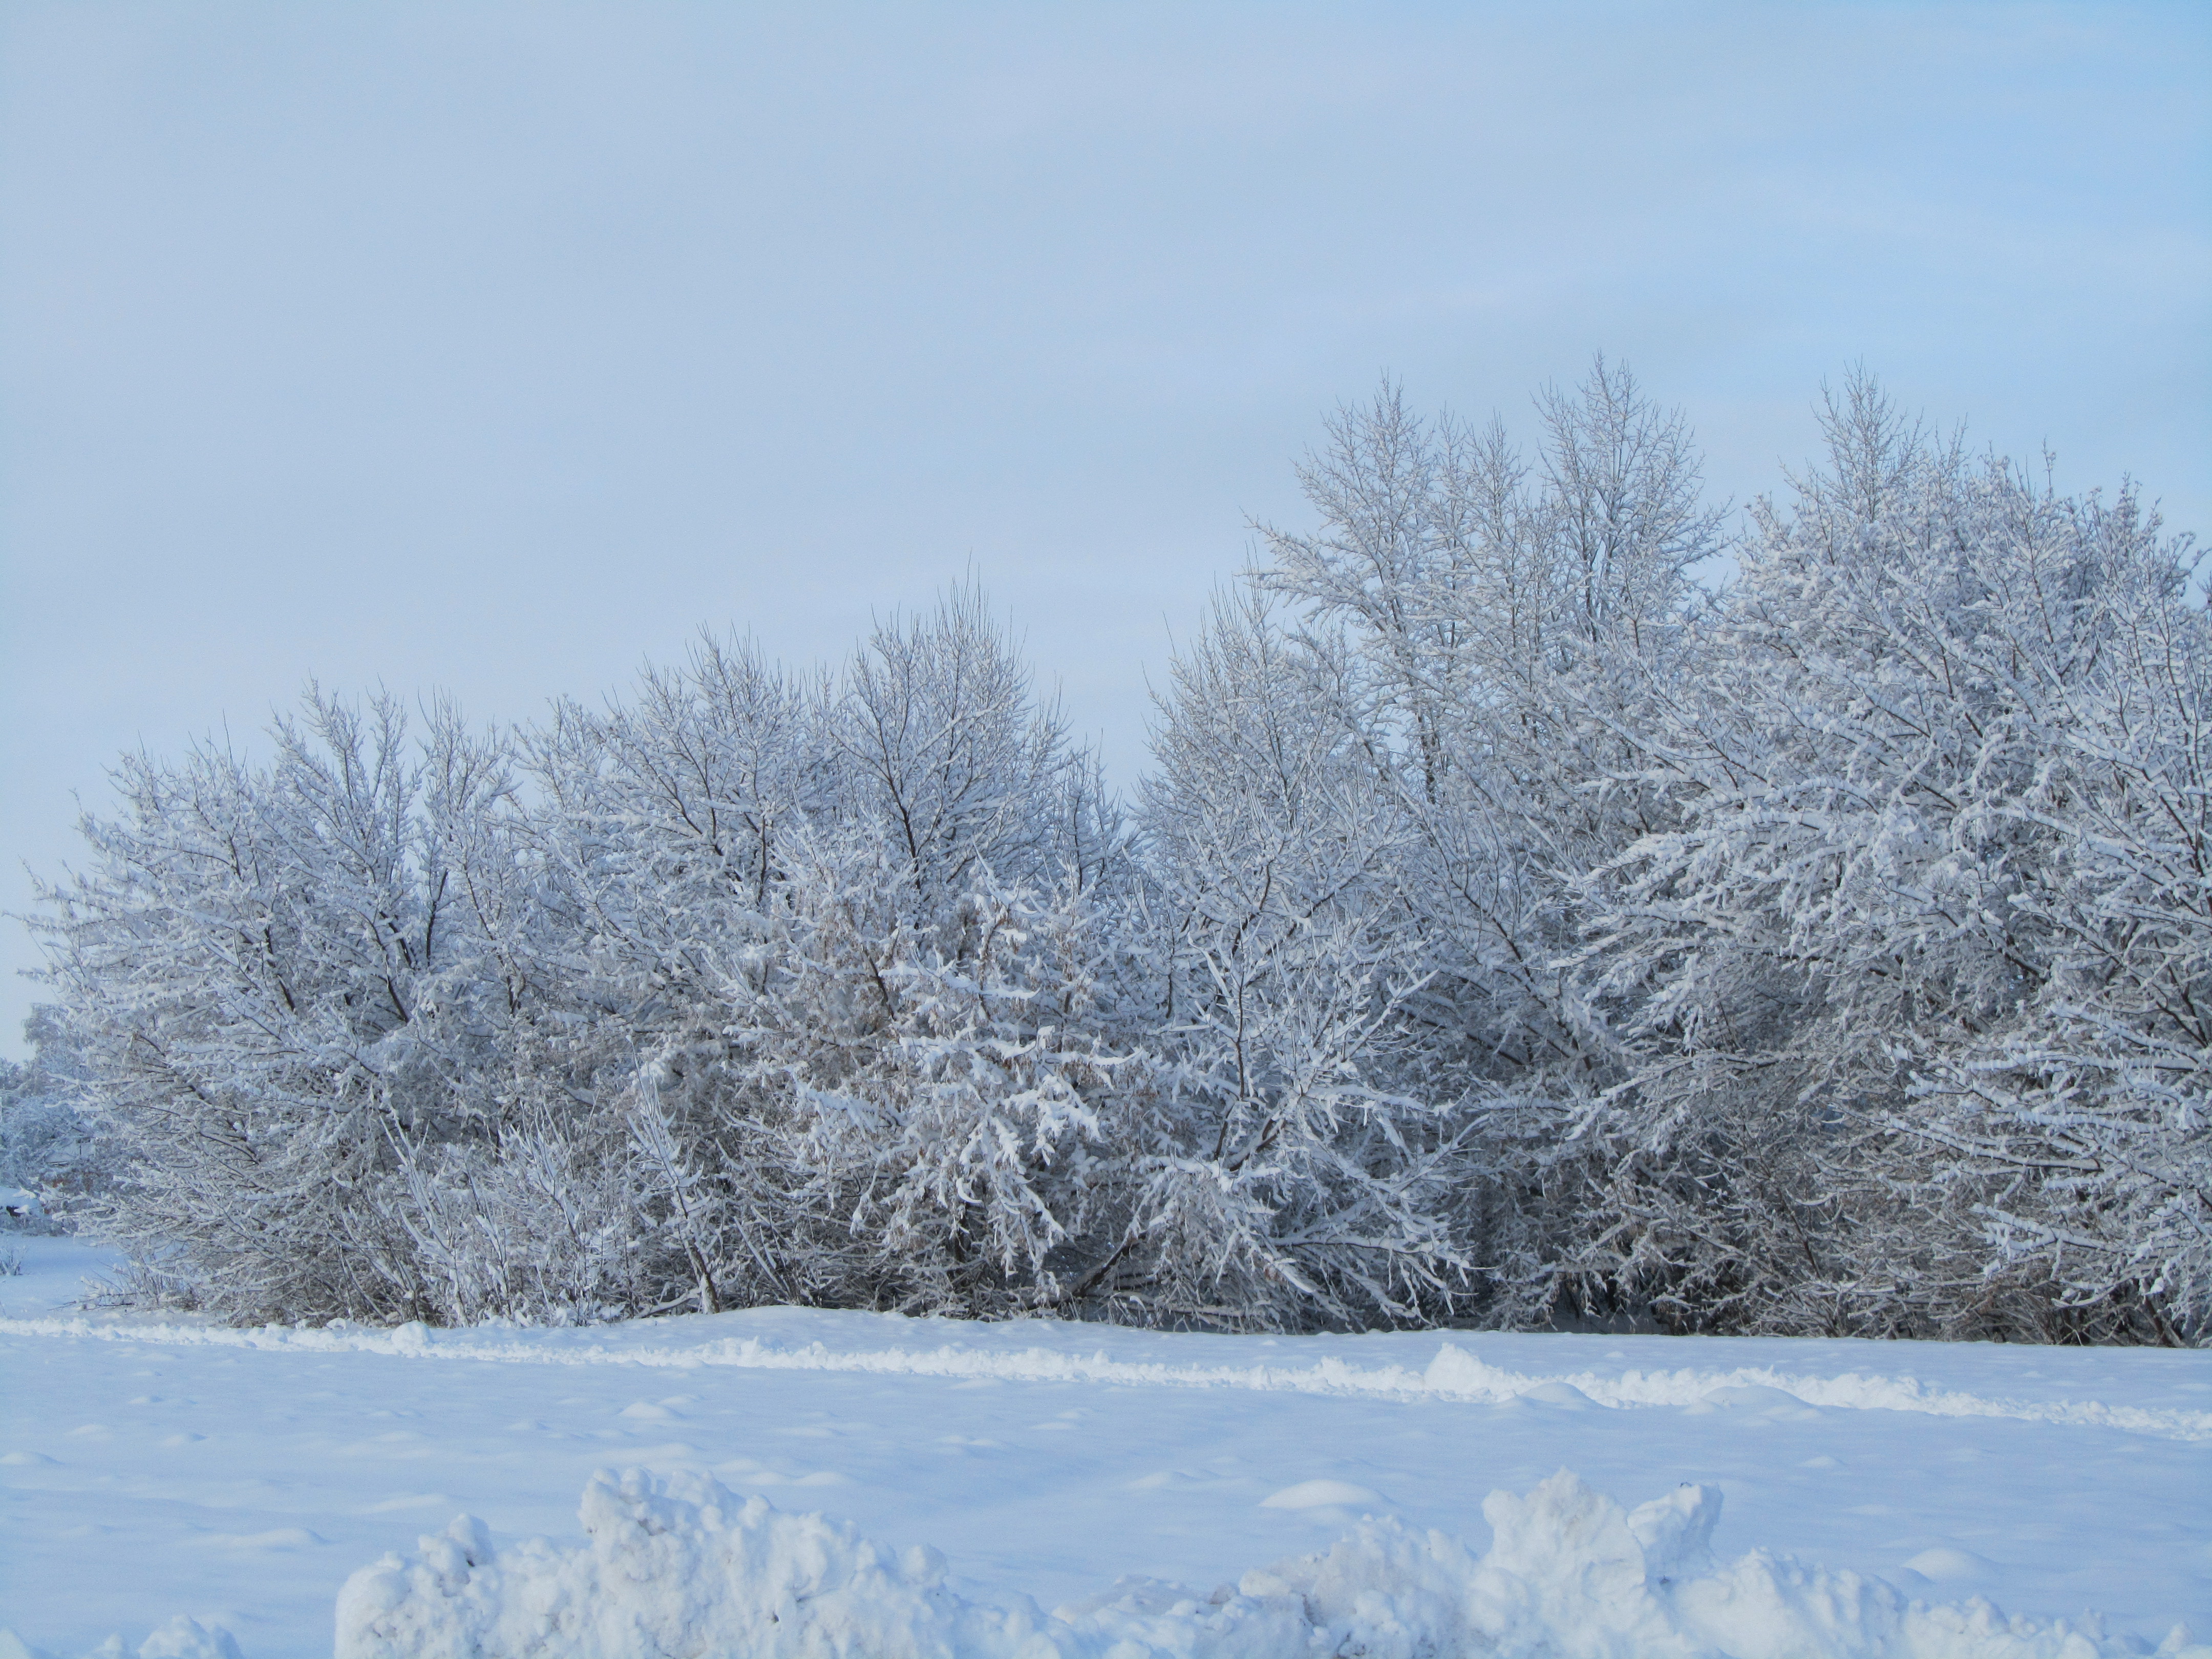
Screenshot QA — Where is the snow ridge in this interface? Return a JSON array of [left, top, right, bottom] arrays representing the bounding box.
[[335, 1466, 2208, 1659], [5, 1311, 2206, 1442]]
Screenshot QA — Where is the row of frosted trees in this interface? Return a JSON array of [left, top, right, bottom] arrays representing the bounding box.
[[28, 366, 2210, 1342]]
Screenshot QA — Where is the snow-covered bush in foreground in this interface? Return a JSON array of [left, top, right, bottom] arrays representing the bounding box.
[[335, 1466, 2201, 1659]]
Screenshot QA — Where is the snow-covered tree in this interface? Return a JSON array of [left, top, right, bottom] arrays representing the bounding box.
[[29, 370, 2203, 1345], [1908, 546, 2212, 1341], [26, 693, 630, 1322], [515, 588, 1145, 1320], [1131, 585, 1470, 1326], [1578, 373, 2207, 1339], [0, 1007, 103, 1223], [1242, 362, 1725, 1320]]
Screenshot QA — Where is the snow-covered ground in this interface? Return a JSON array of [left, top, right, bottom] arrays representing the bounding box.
[[2, 1236, 2207, 1655]]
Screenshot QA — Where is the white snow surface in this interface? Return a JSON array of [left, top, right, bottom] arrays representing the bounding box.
[[3, 1240, 2208, 1656], [337, 1465, 2201, 1659]]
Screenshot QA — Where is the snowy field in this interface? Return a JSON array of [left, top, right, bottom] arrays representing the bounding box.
[[2, 1237, 2208, 1657]]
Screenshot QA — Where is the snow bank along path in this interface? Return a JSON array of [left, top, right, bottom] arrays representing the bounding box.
[[6, 1306, 2209, 1445], [13, 1309, 2212, 1451], [343, 1466, 2205, 1658]]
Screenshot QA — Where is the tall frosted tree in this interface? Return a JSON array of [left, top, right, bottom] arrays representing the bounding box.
[[1246, 361, 1725, 1318], [1132, 585, 1469, 1326], [1578, 375, 2207, 1340]]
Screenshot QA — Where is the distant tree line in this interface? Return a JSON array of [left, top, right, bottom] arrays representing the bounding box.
[[22, 365, 2209, 1344]]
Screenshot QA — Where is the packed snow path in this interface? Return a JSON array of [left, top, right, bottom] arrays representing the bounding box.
[[2, 1240, 2207, 1654]]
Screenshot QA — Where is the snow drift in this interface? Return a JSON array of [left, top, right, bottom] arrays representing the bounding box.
[[0, 1619, 240, 1659], [335, 1467, 2204, 1659], [10, 1310, 2205, 1444]]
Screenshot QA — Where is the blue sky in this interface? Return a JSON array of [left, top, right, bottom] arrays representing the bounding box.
[[3, 2, 2207, 1054]]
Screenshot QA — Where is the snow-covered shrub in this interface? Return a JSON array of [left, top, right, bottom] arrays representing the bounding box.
[[0, 1007, 105, 1229], [1131, 584, 1471, 1327], [1576, 375, 2207, 1341], [1237, 365, 1732, 1318], [32, 589, 1156, 1326], [517, 592, 1151, 1321], [1169, 365, 2206, 1342], [1908, 550, 2212, 1341], [26, 694, 591, 1323]]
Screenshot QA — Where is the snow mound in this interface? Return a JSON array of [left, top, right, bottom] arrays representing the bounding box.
[[334, 1466, 2206, 1659], [0, 1617, 241, 1659], [335, 1469, 1029, 1659]]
